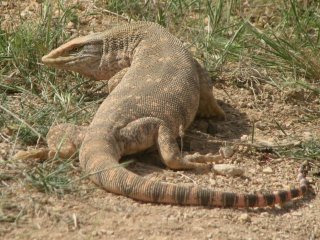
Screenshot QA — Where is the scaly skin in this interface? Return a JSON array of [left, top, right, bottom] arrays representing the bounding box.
[[42, 22, 309, 208]]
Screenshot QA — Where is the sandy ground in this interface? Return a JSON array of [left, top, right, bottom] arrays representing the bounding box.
[[1, 1, 319, 239]]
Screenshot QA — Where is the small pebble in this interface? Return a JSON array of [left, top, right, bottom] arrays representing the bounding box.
[[213, 164, 244, 177], [292, 212, 302, 217], [219, 146, 234, 158], [239, 213, 251, 222], [262, 167, 274, 174], [240, 135, 249, 141], [67, 21, 75, 29]]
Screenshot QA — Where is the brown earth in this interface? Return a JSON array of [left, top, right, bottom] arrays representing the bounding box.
[[1, 1, 319, 240]]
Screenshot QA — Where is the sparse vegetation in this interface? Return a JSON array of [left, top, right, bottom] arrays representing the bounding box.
[[0, 0, 319, 239], [277, 139, 320, 161], [24, 157, 76, 195]]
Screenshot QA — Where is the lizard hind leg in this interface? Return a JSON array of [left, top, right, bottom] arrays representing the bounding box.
[[198, 92, 226, 120], [195, 60, 226, 120], [157, 125, 220, 171], [119, 118, 219, 171]]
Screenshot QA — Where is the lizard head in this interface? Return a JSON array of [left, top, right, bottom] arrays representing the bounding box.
[[42, 33, 104, 79]]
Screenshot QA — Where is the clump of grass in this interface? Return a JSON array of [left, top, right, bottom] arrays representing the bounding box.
[[105, 0, 186, 25], [233, 0, 320, 92], [277, 139, 320, 161], [23, 155, 136, 195], [0, 1, 96, 145], [24, 158, 76, 195], [104, 0, 320, 94], [0, 0, 77, 88], [0, 201, 25, 223], [246, 22, 320, 83], [0, 215, 16, 223]]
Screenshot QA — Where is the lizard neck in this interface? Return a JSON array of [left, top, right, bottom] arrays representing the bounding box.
[[96, 23, 154, 81]]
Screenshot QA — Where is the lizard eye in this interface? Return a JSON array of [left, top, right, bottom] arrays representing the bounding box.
[[69, 46, 83, 55]]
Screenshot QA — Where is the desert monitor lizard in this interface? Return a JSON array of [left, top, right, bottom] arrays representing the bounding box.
[[40, 21, 309, 208]]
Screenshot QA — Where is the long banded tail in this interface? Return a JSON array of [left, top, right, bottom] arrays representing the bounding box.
[[82, 155, 310, 208]]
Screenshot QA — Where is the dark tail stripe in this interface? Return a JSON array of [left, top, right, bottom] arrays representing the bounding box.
[[118, 169, 134, 196], [222, 192, 238, 207], [174, 185, 191, 205], [264, 193, 276, 206], [197, 188, 212, 206], [301, 185, 308, 194], [149, 181, 166, 202], [131, 175, 145, 198], [278, 191, 289, 204], [290, 188, 300, 198], [246, 194, 259, 207]]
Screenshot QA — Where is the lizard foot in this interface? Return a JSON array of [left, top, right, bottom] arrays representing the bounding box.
[[184, 152, 223, 163], [14, 123, 87, 161], [14, 148, 50, 161], [164, 152, 224, 172], [180, 152, 224, 172], [46, 123, 87, 159]]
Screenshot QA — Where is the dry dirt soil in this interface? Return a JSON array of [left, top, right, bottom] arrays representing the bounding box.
[[1, 1, 319, 240]]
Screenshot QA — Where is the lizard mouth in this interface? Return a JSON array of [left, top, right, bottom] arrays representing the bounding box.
[[41, 53, 79, 65], [41, 40, 86, 66]]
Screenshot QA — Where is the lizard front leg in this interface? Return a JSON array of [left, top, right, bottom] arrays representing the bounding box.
[[13, 123, 87, 160], [14, 69, 130, 161], [107, 67, 129, 93], [46, 123, 87, 158], [46, 69, 129, 158]]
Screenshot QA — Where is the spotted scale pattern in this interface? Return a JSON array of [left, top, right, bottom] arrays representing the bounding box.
[[43, 22, 310, 208]]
